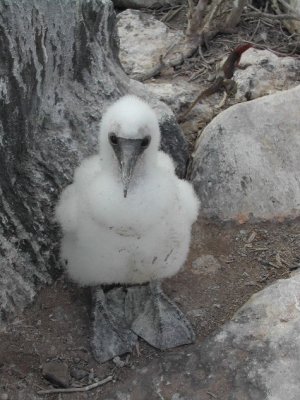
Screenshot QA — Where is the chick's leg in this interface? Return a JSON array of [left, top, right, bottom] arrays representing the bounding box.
[[90, 286, 138, 363], [125, 281, 195, 349]]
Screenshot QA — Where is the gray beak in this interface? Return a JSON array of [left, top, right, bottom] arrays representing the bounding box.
[[112, 137, 147, 198]]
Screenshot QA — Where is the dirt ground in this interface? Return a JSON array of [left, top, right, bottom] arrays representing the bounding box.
[[1, 2, 300, 399], [0, 217, 299, 399]]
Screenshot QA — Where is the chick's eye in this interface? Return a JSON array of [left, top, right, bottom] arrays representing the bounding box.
[[141, 136, 151, 148], [109, 133, 118, 146]]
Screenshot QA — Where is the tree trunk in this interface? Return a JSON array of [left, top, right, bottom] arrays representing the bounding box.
[[0, 0, 189, 324]]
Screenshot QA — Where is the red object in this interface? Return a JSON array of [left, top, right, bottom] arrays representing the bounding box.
[[223, 43, 253, 79]]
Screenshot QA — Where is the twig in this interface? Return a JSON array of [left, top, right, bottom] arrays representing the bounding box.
[[37, 375, 113, 395], [277, 0, 300, 16], [217, 91, 228, 108], [160, 5, 184, 23], [207, 391, 218, 399], [248, 10, 300, 20], [249, 19, 260, 42], [204, 0, 224, 29], [225, 0, 247, 29], [178, 76, 224, 122], [186, 0, 209, 36]]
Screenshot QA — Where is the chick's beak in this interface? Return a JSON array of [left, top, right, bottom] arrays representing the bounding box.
[[113, 138, 146, 198]]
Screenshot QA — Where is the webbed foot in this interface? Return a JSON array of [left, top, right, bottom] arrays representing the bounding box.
[[91, 286, 138, 363], [90, 282, 195, 363], [126, 281, 195, 350]]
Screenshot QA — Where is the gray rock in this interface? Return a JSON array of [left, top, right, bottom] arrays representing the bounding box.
[[197, 271, 300, 400], [234, 48, 300, 101], [70, 366, 89, 380], [0, 0, 188, 325], [145, 81, 200, 114], [158, 115, 189, 178], [191, 85, 300, 221], [116, 9, 184, 79], [42, 361, 70, 388], [187, 308, 206, 318]]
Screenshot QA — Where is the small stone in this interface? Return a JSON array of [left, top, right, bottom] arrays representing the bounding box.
[[187, 308, 206, 318], [192, 255, 221, 275], [70, 366, 89, 380], [113, 356, 126, 368], [42, 361, 70, 388], [0, 393, 9, 400]]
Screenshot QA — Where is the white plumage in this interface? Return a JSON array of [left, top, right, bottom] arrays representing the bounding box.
[[56, 95, 199, 286]]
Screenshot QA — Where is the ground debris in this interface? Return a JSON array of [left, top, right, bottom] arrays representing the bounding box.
[[42, 360, 70, 388], [37, 375, 113, 395]]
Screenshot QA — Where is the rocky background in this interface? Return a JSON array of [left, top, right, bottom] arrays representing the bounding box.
[[1, 0, 300, 399], [0, 0, 188, 326]]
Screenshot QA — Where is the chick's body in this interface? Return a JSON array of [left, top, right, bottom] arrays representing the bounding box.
[[56, 96, 199, 286]]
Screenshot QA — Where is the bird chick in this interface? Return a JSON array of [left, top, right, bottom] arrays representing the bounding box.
[[56, 95, 199, 286], [56, 95, 199, 362]]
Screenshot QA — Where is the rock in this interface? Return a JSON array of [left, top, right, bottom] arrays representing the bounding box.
[[191, 255, 221, 275], [158, 114, 189, 178], [187, 308, 206, 318], [234, 48, 300, 101], [196, 271, 300, 400], [191, 85, 300, 221], [112, 0, 181, 9], [70, 366, 89, 380], [145, 80, 215, 128], [145, 81, 200, 114], [113, 356, 126, 368], [116, 10, 184, 79], [42, 361, 70, 388], [0, 0, 189, 325]]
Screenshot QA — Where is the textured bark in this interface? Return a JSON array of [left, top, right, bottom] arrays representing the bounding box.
[[0, 0, 189, 324]]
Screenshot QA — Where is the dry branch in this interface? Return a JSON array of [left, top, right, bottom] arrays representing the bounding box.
[[225, 0, 247, 28], [37, 375, 113, 395], [186, 0, 209, 36]]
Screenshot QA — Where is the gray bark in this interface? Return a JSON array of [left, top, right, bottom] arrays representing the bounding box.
[[0, 0, 188, 324]]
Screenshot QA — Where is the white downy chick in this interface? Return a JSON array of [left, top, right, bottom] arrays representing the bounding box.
[[56, 95, 199, 285]]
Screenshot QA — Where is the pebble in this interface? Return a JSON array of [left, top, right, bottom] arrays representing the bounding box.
[[192, 255, 221, 274], [0, 393, 9, 400], [42, 360, 70, 388], [70, 366, 89, 380], [113, 356, 126, 368], [187, 308, 206, 318]]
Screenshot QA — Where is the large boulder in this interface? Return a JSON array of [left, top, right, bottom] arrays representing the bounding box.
[[197, 271, 300, 400], [0, 0, 188, 325], [190, 85, 300, 222]]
